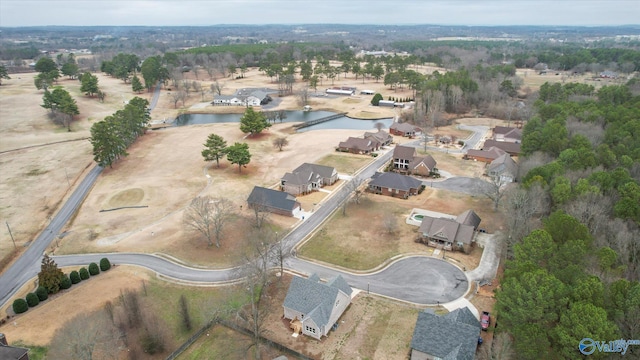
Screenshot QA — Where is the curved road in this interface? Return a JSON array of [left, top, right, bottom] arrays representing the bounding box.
[[0, 127, 484, 308]]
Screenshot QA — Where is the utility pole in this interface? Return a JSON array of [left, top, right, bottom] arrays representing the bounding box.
[[6, 221, 16, 249]]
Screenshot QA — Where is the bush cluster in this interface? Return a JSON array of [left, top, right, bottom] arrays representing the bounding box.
[[11, 258, 110, 315]]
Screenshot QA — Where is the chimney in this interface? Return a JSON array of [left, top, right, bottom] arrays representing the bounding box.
[[0, 332, 7, 346]]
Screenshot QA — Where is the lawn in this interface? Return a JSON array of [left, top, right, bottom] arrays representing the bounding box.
[[315, 153, 375, 174]]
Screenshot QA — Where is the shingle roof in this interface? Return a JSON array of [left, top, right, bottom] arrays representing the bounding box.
[[390, 122, 419, 133], [393, 145, 417, 160], [0, 344, 29, 360], [483, 140, 521, 155], [295, 163, 336, 180], [247, 186, 299, 211], [456, 209, 481, 229], [487, 153, 518, 176], [339, 137, 378, 151], [466, 146, 506, 160], [283, 274, 352, 330], [369, 172, 423, 192], [411, 307, 480, 360], [364, 130, 392, 144], [418, 217, 476, 245], [409, 155, 437, 171]]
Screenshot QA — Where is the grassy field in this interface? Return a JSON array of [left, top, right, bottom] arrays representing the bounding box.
[[315, 153, 376, 174]]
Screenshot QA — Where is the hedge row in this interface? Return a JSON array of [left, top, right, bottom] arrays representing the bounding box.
[[12, 257, 111, 315]]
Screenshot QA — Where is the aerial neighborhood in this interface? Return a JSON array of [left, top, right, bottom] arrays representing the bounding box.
[[1, 17, 639, 360]]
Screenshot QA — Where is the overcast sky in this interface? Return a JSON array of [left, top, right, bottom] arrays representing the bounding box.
[[1, 0, 639, 27]]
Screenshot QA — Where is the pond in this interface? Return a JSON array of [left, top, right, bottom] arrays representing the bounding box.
[[174, 111, 393, 132]]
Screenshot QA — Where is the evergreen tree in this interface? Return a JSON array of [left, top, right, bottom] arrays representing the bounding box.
[[239, 107, 270, 136], [0, 64, 12, 85], [131, 75, 144, 93], [38, 254, 64, 294], [226, 142, 251, 173], [202, 133, 228, 168], [80, 72, 99, 97]]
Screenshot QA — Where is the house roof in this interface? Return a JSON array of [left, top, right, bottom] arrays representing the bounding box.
[[487, 153, 518, 176], [0, 343, 29, 360], [294, 163, 336, 179], [213, 95, 237, 101], [283, 274, 352, 329], [339, 137, 379, 151], [364, 130, 392, 143], [390, 122, 419, 133], [282, 163, 336, 187], [456, 210, 481, 229], [466, 146, 506, 160], [493, 126, 522, 138], [369, 172, 423, 192], [247, 186, 299, 212], [393, 145, 417, 160], [409, 155, 437, 171], [483, 140, 521, 155], [410, 307, 480, 360], [418, 217, 476, 244]]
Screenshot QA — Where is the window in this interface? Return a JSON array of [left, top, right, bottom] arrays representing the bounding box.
[[305, 325, 316, 334], [336, 300, 340, 307]]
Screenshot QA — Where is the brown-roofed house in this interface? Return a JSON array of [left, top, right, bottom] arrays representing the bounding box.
[[337, 137, 381, 154], [368, 172, 424, 199], [364, 130, 393, 146], [464, 146, 506, 163], [482, 139, 521, 156], [418, 210, 481, 252], [492, 126, 522, 143], [409, 156, 438, 177], [393, 145, 417, 171], [390, 122, 421, 137]]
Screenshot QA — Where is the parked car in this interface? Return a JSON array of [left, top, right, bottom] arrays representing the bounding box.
[[481, 311, 491, 331]]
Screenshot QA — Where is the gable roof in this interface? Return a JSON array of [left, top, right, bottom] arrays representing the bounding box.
[[294, 163, 336, 179], [282, 168, 319, 186], [390, 122, 419, 133], [364, 130, 392, 143], [483, 140, 521, 155], [456, 209, 481, 229], [487, 153, 518, 176], [283, 274, 352, 329], [393, 145, 417, 160], [339, 137, 379, 151], [411, 307, 480, 360], [247, 186, 299, 211], [409, 155, 437, 171], [493, 126, 523, 139], [369, 172, 423, 191], [0, 344, 29, 360], [466, 146, 506, 160], [418, 217, 476, 244]]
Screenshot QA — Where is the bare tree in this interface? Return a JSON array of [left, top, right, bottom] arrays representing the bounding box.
[[47, 311, 123, 360], [297, 86, 309, 106], [477, 332, 516, 360], [272, 137, 289, 151], [502, 184, 549, 259], [171, 89, 187, 108], [382, 212, 398, 234], [192, 81, 204, 101], [211, 80, 224, 96], [374, 122, 384, 131], [249, 193, 270, 229], [183, 196, 235, 247], [342, 177, 365, 215], [478, 176, 509, 211]]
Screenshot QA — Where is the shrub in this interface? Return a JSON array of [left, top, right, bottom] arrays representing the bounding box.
[[12, 298, 28, 314], [79, 267, 90, 280], [70, 270, 81, 284], [89, 262, 100, 276], [26, 293, 40, 307], [36, 286, 48, 301], [371, 93, 383, 106], [100, 257, 111, 271], [60, 274, 72, 289]]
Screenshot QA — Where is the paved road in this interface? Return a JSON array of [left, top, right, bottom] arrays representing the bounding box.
[[0, 165, 103, 307], [0, 128, 489, 308]]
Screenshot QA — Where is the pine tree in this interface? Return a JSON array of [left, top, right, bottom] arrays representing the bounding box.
[[239, 107, 270, 136], [131, 75, 144, 93], [226, 142, 251, 173], [202, 133, 228, 168], [38, 254, 64, 294]]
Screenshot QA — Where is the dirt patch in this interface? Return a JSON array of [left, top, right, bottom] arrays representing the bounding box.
[[0, 266, 149, 346]]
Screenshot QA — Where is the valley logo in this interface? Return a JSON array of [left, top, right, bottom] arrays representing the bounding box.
[[579, 338, 640, 356]]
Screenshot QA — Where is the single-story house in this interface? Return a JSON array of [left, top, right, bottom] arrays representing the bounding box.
[[464, 146, 506, 163], [360, 89, 375, 95], [281, 163, 338, 195], [486, 153, 518, 184], [247, 186, 301, 217], [390, 122, 421, 137], [599, 70, 618, 79], [492, 126, 522, 143], [337, 137, 381, 154], [368, 172, 423, 199], [283, 274, 353, 340], [409, 155, 437, 177], [326, 87, 355, 96], [418, 209, 481, 252], [482, 139, 521, 156], [212, 95, 243, 106], [410, 307, 481, 360], [378, 100, 396, 107], [364, 130, 393, 146], [0, 334, 29, 360]]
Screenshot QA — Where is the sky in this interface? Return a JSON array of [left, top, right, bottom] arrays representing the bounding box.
[[0, 0, 639, 27]]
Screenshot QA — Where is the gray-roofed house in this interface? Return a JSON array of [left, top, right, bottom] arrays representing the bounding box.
[[0, 333, 29, 360], [410, 307, 481, 360], [283, 274, 353, 340], [337, 137, 381, 154], [492, 126, 522, 143], [418, 210, 481, 252], [390, 122, 421, 137], [247, 186, 301, 217], [486, 153, 518, 184], [368, 172, 423, 199], [364, 130, 393, 146], [463, 146, 506, 163], [281, 163, 338, 195]]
